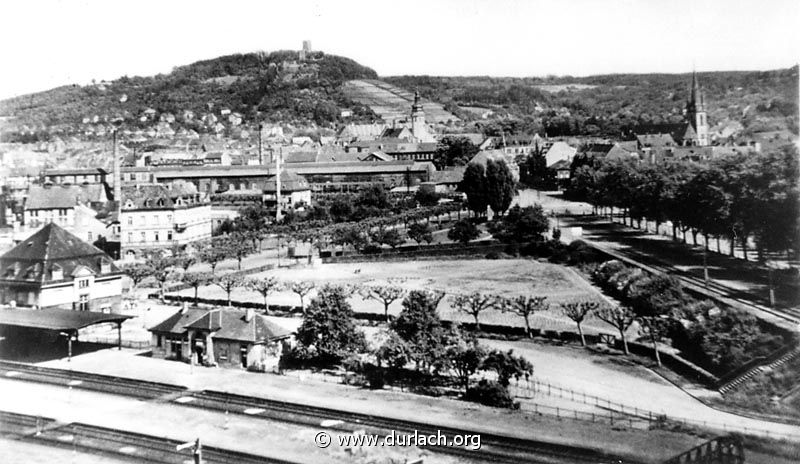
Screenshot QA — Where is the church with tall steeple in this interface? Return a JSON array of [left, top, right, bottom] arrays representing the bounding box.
[[631, 72, 711, 147], [685, 72, 710, 146]]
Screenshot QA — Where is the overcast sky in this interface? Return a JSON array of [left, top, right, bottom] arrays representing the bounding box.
[[1, 0, 797, 99]]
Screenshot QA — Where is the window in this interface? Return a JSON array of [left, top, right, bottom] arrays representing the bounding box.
[[127, 216, 133, 226], [167, 231, 173, 241], [156, 336, 162, 348], [154, 231, 159, 242], [78, 294, 89, 311], [167, 214, 172, 223], [87, 231, 92, 241], [127, 232, 132, 243], [153, 215, 159, 224], [78, 279, 89, 289], [140, 232, 146, 242], [139, 215, 146, 225]]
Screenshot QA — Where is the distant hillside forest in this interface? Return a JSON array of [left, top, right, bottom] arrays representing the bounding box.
[[386, 67, 799, 139], [0, 50, 379, 141]]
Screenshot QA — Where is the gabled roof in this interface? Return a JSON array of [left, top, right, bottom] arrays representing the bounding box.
[[0, 223, 119, 284], [359, 151, 393, 162], [25, 184, 110, 210], [263, 171, 310, 193], [121, 182, 201, 210], [185, 309, 291, 343], [636, 133, 676, 148], [149, 307, 207, 334], [430, 167, 465, 184], [150, 307, 291, 343]]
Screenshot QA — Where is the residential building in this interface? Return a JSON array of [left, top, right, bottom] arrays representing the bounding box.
[[119, 182, 212, 260], [0, 223, 123, 312], [149, 306, 291, 370], [262, 171, 312, 211], [24, 183, 111, 229]]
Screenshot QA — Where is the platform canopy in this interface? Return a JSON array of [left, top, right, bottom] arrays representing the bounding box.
[[0, 308, 131, 332]]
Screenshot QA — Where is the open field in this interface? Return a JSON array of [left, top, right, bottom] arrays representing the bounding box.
[[171, 258, 622, 335]]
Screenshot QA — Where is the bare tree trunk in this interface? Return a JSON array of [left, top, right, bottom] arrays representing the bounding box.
[[524, 316, 532, 338], [619, 329, 629, 355], [651, 332, 662, 367], [741, 234, 749, 261], [577, 323, 586, 347]]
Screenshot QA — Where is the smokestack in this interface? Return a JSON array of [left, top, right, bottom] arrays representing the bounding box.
[[275, 147, 283, 222], [245, 307, 254, 322]]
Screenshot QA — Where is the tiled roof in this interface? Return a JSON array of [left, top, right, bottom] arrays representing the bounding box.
[[185, 308, 291, 342], [430, 167, 465, 184], [636, 133, 676, 147], [121, 182, 201, 210], [263, 171, 310, 192], [0, 223, 119, 284], [25, 184, 110, 210], [149, 307, 207, 334]]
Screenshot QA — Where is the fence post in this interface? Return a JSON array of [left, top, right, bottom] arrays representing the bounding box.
[[556, 407, 560, 418]]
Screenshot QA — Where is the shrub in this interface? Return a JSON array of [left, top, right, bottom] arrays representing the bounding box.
[[465, 379, 519, 409], [485, 251, 502, 259]]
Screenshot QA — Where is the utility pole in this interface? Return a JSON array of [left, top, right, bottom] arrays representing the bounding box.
[[702, 247, 709, 289]]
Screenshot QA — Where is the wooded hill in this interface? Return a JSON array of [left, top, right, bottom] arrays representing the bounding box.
[[0, 50, 380, 142], [386, 67, 798, 140]]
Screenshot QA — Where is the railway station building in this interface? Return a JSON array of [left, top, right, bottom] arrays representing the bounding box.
[[149, 306, 291, 371]]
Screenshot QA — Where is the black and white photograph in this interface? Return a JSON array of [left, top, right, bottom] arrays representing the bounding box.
[[0, 1, 798, 462]]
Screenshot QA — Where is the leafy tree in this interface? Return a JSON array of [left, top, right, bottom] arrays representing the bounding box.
[[445, 329, 486, 393], [407, 222, 433, 246], [376, 331, 411, 381], [146, 253, 179, 302], [485, 159, 516, 215], [481, 349, 533, 387], [222, 233, 256, 270], [499, 295, 548, 337], [595, 305, 636, 355], [181, 272, 209, 306], [295, 285, 368, 365], [361, 285, 407, 322], [120, 262, 153, 292], [356, 184, 389, 209], [391, 290, 448, 374], [628, 275, 684, 366], [562, 301, 600, 347], [489, 204, 549, 244], [329, 197, 354, 222], [212, 273, 245, 307], [197, 240, 227, 274], [289, 281, 315, 314], [433, 136, 479, 169], [448, 219, 480, 245], [248, 276, 283, 314], [451, 292, 497, 331], [414, 188, 440, 207], [371, 227, 404, 249], [461, 163, 488, 215]]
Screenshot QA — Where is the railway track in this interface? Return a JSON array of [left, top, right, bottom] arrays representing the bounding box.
[[583, 238, 800, 325], [0, 410, 294, 464], [0, 360, 633, 463]]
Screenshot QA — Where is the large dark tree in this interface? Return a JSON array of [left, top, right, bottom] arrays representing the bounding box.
[[391, 290, 448, 374], [433, 136, 479, 169], [461, 163, 488, 215], [485, 159, 516, 215], [489, 205, 549, 244], [295, 285, 368, 365]]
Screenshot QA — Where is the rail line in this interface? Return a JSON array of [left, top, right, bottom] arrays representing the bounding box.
[[0, 410, 294, 464], [0, 360, 633, 464]]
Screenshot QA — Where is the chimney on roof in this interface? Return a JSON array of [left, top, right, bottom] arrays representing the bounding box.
[[245, 307, 254, 322], [180, 301, 188, 314]]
